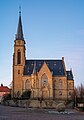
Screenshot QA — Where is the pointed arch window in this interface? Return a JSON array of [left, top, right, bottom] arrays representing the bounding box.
[[54, 80, 56, 89], [26, 79, 30, 90], [69, 91, 72, 96], [17, 49, 21, 64], [41, 74, 48, 88], [58, 79, 62, 89], [68, 83, 72, 89], [18, 69, 20, 74], [22, 80, 24, 90], [33, 79, 36, 88]]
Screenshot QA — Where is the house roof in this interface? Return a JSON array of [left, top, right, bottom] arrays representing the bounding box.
[[24, 59, 65, 76], [0, 86, 10, 92]]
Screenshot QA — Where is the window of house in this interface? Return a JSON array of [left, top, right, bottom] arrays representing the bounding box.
[[54, 80, 56, 89], [69, 91, 72, 96], [54, 63, 56, 66], [68, 83, 72, 89], [33, 79, 36, 88], [18, 70, 20, 74], [58, 79, 62, 89], [41, 74, 48, 88], [17, 49, 21, 64], [59, 91, 62, 96], [26, 79, 30, 90], [22, 80, 24, 90]]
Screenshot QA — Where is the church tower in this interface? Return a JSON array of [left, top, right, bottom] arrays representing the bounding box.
[[13, 9, 26, 97]]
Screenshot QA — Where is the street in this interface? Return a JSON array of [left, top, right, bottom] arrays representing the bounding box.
[[0, 105, 84, 120]]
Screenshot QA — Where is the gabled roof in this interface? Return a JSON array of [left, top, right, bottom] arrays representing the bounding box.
[[0, 86, 10, 92], [66, 71, 73, 80], [24, 59, 65, 76]]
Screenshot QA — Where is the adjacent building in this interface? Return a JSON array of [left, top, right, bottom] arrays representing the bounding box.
[[0, 84, 10, 102]]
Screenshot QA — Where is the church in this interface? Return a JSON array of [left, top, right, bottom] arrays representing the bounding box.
[[12, 11, 74, 100]]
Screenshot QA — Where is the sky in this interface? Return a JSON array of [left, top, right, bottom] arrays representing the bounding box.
[[0, 0, 84, 87]]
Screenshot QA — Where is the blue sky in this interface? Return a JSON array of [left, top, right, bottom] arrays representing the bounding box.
[[0, 0, 84, 87]]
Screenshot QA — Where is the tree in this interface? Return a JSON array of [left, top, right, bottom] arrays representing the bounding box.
[[74, 83, 84, 103]]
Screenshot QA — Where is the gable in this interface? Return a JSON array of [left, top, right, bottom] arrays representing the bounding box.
[[38, 62, 52, 78]]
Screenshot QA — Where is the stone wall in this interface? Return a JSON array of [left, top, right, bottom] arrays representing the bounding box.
[[1, 99, 67, 109]]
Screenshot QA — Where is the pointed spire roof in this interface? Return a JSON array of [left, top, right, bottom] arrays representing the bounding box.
[[32, 61, 36, 74], [16, 7, 24, 40]]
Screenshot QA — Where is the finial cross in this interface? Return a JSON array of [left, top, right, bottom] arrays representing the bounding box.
[[19, 5, 21, 15]]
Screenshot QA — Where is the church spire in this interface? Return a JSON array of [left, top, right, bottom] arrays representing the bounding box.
[[32, 61, 36, 74], [15, 6, 24, 40]]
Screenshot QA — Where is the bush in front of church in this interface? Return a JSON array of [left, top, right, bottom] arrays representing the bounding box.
[[21, 90, 31, 100]]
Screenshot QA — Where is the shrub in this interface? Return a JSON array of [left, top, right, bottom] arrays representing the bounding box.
[[21, 90, 31, 99], [2, 94, 11, 101], [78, 107, 84, 112]]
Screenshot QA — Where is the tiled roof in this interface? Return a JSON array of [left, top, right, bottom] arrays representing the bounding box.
[[0, 86, 10, 92], [66, 71, 73, 80], [24, 59, 65, 76]]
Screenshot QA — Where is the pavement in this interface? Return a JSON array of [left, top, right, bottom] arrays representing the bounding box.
[[0, 105, 84, 120]]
